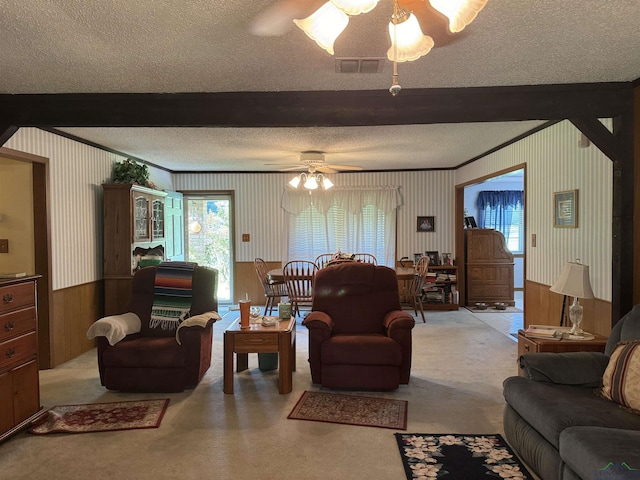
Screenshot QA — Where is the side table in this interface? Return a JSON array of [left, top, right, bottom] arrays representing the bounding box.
[[517, 329, 608, 375], [223, 316, 296, 394]]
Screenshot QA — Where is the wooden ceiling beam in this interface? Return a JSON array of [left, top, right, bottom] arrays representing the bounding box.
[[0, 125, 18, 146], [0, 82, 632, 128]]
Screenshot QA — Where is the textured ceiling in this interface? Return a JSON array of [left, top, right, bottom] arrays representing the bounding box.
[[2, 0, 640, 172]]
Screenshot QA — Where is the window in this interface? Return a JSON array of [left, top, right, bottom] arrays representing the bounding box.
[[283, 187, 399, 266], [477, 190, 524, 254]]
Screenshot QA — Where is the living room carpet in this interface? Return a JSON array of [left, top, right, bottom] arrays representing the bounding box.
[[288, 391, 408, 430], [395, 433, 532, 479], [29, 399, 169, 435], [465, 306, 523, 314]]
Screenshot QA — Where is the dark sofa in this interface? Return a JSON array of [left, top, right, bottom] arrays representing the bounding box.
[[503, 305, 640, 480]]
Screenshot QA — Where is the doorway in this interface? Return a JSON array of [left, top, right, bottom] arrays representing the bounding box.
[[185, 194, 233, 305]]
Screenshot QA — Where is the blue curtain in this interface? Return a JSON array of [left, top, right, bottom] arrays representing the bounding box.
[[476, 191, 524, 243]]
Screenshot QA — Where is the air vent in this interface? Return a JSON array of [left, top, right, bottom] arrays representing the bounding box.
[[335, 57, 386, 74]]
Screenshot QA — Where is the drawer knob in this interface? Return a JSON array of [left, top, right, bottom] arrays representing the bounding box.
[[2, 293, 13, 304], [5, 347, 15, 358], [4, 321, 14, 331]]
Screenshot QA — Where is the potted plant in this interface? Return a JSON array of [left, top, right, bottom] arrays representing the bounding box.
[[111, 158, 150, 187]]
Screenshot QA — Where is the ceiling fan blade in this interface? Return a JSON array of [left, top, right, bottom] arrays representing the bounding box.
[[248, 0, 324, 37], [316, 166, 338, 174], [276, 166, 307, 172], [328, 165, 363, 171]]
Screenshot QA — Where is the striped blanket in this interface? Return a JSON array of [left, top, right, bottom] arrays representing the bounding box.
[[150, 261, 197, 330]]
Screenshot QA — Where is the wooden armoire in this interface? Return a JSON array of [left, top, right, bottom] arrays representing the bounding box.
[[464, 229, 515, 306]]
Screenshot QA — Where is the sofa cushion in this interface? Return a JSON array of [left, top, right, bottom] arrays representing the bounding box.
[[503, 376, 640, 448], [102, 336, 186, 368], [599, 340, 640, 413], [559, 426, 640, 480], [321, 334, 402, 366]]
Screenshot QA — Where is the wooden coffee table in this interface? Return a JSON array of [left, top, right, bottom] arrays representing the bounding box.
[[223, 316, 296, 394]]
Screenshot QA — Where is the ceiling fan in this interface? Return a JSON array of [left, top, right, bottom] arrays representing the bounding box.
[[249, 0, 487, 48], [267, 151, 364, 174]]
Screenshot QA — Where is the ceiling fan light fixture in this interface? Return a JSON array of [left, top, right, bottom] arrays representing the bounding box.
[[303, 174, 319, 190], [387, 10, 434, 62], [330, 0, 379, 16], [429, 0, 488, 33], [289, 175, 301, 188], [322, 177, 334, 190], [293, 2, 349, 55]]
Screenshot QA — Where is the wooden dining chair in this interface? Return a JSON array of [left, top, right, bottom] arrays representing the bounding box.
[[354, 253, 377, 265], [254, 258, 289, 315], [283, 260, 318, 319], [314, 253, 335, 269], [407, 256, 430, 322]]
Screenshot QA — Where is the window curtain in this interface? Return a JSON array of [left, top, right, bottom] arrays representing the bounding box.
[[281, 186, 402, 267], [476, 190, 524, 243]]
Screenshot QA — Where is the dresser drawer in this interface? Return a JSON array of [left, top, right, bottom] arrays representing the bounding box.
[[0, 307, 36, 343], [0, 332, 37, 370], [0, 283, 36, 314]]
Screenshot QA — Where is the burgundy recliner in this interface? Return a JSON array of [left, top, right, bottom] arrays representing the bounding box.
[[303, 262, 415, 390], [97, 265, 218, 392]]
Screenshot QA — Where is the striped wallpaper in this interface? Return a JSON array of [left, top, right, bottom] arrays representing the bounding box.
[[173, 170, 456, 266], [457, 120, 613, 301], [4, 121, 613, 302]]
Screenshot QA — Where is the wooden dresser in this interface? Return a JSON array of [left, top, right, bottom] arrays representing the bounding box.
[[0, 276, 45, 441], [464, 229, 515, 306]]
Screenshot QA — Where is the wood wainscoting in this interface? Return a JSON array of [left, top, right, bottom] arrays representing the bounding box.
[[234, 261, 283, 306], [50, 280, 103, 367], [525, 279, 612, 337]]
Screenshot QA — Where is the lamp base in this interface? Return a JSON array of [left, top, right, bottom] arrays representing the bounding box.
[[569, 297, 584, 335]]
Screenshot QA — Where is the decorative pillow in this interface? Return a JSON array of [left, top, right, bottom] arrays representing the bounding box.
[[86, 312, 141, 345], [599, 340, 640, 413]]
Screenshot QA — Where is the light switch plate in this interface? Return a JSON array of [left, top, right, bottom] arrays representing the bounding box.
[[0, 239, 8, 253]]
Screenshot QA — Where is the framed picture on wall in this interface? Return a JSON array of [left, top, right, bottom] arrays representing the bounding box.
[[553, 190, 578, 228], [417, 216, 435, 232]]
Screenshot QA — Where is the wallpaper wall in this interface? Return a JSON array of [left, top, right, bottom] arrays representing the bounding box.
[[456, 120, 613, 301]]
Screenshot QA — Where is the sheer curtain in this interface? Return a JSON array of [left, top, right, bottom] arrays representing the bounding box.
[[476, 190, 524, 245], [281, 186, 401, 267]]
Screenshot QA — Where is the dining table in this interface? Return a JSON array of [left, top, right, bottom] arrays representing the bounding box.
[[267, 265, 416, 282]]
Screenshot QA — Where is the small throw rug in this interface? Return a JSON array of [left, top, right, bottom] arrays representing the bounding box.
[[288, 391, 407, 430], [395, 433, 532, 479], [29, 399, 170, 435]]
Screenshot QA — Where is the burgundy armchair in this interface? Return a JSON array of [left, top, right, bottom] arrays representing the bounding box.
[[302, 262, 415, 390], [96, 265, 218, 392]]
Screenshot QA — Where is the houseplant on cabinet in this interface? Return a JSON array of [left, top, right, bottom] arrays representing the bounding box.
[[111, 158, 150, 187]]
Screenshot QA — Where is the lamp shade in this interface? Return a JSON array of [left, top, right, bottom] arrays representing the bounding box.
[[387, 12, 434, 62], [293, 2, 349, 55], [330, 0, 379, 15], [549, 261, 595, 299], [429, 0, 489, 33]]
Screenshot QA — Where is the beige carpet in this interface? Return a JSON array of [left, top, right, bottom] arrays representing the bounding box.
[[0, 308, 527, 480]]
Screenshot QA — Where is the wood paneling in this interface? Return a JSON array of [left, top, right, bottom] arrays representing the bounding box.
[[50, 281, 103, 367], [234, 261, 282, 306], [525, 279, 611, 337]]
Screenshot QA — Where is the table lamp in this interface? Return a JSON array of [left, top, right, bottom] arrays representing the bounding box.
[[549, 260, 594, 334]]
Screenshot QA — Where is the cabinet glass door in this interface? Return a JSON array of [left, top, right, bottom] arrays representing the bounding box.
[[133, 194, 151, 242]]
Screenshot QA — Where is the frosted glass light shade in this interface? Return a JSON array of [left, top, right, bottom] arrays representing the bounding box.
[[429, 0, 489, 33], [322, 177, 334, 190], [387, 13, 434, 62], [304, 175, 319, 190], [294, 2, 349, 55], [330, 0, 379, 15], [289, 176, 301, 188]]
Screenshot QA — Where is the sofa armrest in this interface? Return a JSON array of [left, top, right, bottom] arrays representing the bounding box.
[[302, 311, 334, 333], [519, 351, 609, 386], [383, 310, 415, 335]]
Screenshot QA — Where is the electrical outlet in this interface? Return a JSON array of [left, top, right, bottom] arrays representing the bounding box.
[[0, 239, 8, 253], [242, 233, 250, 242]]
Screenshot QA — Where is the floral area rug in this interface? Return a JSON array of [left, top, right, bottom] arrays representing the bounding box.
[[29, 399, 169, 435], [395, 433, 532, 479], [288, 391, 407, 430]]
